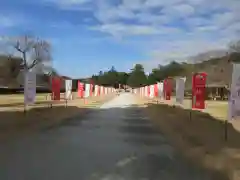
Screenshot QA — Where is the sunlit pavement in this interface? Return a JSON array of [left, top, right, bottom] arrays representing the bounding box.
[[1, 93, 214, 180]]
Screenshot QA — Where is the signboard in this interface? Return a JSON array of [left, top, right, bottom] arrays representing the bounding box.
[[65, 80, 72, 100], [229, 64, 240, 120], [176, 77, 186, 104], [52, 77, 61, 100], [164, 78, 172, 100], [192, 72, 207, 109], [78, 81, 84, 98], [24, 71, 36, 105], [85, 84, 90, 98]]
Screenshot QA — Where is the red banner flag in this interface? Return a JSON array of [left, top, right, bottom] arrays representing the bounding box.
[[192, 72, 207, 109], [164, 78, 172, 100], [98, 86, 101, 96], [147, 86, 150, 97], [90, 84, 93, 97], [90, 80, 94, 97], [52, 77, 61, 100], [78, 81, 84, 98], [154, 84, 158, 97]]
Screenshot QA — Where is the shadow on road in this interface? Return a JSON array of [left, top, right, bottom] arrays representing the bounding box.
[[0, 103, 236, 180]]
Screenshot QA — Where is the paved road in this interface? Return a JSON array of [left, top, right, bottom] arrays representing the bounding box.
[[1, 93, 215, 180]]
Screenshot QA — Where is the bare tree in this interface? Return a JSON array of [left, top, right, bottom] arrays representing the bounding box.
[[4, 35, 52, 73], [229, 40, 240, 53]]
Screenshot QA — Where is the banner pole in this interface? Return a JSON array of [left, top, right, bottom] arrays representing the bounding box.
[[24, 104, 27, 115], [224, 119, 228, 141]]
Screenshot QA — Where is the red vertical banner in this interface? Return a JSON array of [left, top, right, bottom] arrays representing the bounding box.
[[164, 78, 172, 100], [98, 86, 101, 96], [90, 80, 94, 97], [192, 72, 207, 109], [52, 77, 61, 100], [78, 81, 84, 98], [147, 86, 150, 97], [154, 84, 158, 97], [90, 84, 93, 97]]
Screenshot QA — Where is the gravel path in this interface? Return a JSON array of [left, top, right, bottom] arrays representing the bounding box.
[[1, 93, 215, 180]]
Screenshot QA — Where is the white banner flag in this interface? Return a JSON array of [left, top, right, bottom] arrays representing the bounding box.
[[94, 85, 99, 96], [157, 82, 164, 99], [229, 64, 240, 120], [85, 84, 90, 98], [150, 85, 154, 98], [100, 86, 104, 95], [144, 86, 148, 97], [176, 77, 185, 104], [24, 71, 36, 105], [65, 80, 72, 100]]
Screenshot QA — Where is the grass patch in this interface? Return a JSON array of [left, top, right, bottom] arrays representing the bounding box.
[[140, 98, 240, 180], [0, 94, 115, 140]]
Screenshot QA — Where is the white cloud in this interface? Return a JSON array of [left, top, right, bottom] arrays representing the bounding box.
[[140, 38, 231, 71], [144, 0, 182, 8], [172, 4, 195, 16], [39, 0, 240, 69], [91, 23, 182, 37], [121, 0, 145, 11], [44, 0, 91, 6], [95, 5, 135, 23], [161, 3, 195, 18], [43, 0, 92, 10], [196, 25, 218, 32], [0, 16, 16, 27], [91, 24, 159, 36], [213, 11, 239, 28]]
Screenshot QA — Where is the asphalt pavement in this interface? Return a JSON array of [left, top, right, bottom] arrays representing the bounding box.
[[1, 93, 217, 180]]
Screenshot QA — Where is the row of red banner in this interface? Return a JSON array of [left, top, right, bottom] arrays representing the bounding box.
[[51, 78, 113, 101], [137, 72, 207, 109]]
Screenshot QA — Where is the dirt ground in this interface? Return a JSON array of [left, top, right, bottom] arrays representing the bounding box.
[[0, 93, 115, 141], [136, 96, 240, 180]]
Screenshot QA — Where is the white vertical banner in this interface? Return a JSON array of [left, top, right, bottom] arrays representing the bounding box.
[[176, 77, 185, 104], [100, 86, 104, 95], [65, 80, 72, 100], [229, 64, 240, 120], [94, 85, 99, 96], [24, 71, 36, 105], [85, 84, 90, 98], [150, 85, 154, 98], [145, 86, 148, 97], [158, 82, 164, 99]]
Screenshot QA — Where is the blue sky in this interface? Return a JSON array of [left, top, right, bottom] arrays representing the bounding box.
[[0, 0, 239, 78]]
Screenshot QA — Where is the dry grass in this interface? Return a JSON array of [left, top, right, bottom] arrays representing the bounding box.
[[0, 93, 115, 141], [136, 96, 240, 180], [0, 93, 49, 105]]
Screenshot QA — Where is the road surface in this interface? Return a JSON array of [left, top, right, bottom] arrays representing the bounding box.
[[1, 93, 216, 180]]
